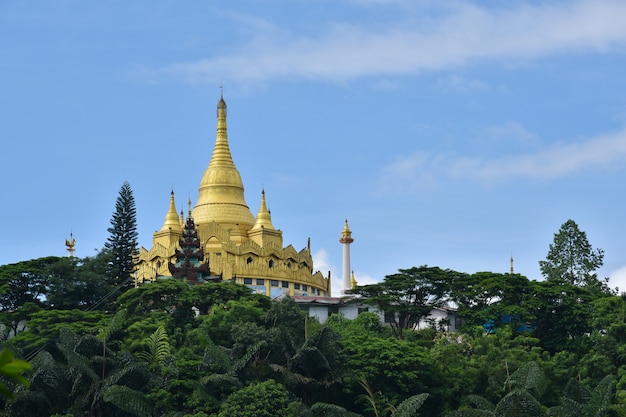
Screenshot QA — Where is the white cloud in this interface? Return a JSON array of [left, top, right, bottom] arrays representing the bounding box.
[[312, 248, 341, 296], [378, 127, 626, 191], [609, 265, 626, 293], [466, 128, 626, 182], [147, 1, 626, 84], [435, 75, 489, 93], [312, 248, 381, 296], [483, 121, 537, 145], [352, 272, 380, 287]]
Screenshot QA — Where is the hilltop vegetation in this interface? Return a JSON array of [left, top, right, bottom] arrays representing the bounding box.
[[0, 217, 624, 416]]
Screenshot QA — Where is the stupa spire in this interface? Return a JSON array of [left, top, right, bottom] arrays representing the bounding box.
[[251, 189, 275, 230], [192, 95, 255, 229], [160, 191, 183, 232]]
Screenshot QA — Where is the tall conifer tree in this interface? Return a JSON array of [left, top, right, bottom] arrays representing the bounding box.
[[539, 219, 605, 289], [104, 181, 138, 287]]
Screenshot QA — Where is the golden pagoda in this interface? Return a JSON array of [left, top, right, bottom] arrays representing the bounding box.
[[135, 96, 330, 297]]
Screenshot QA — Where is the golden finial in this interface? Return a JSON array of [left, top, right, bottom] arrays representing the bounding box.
[[252, 188, 275, 231], [159, 190, 181, 232], [350, 271, 358, 289], [65, 231, 76, 258], [340, 219, 354, 243], [510, 254, 514, 274]]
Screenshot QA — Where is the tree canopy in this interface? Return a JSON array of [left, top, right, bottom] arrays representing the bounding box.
[[348, 266, 460, 339], [539, 219, 607, 291], [2, 218, 625, 416]]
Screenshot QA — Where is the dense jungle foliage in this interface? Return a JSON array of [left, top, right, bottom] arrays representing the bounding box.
[[0, 219, 624, 416]]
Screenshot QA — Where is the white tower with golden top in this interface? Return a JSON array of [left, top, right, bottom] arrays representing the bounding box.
[[339, 220, 354, 294]]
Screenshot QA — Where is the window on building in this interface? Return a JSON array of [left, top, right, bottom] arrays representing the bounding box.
[[256, 278, 264, 285], [287, 262, 292, 269], [358, 307, 369, 315], [294, 283, 300, 290], [384, 311, 395, 323], [329, 306, 339, 316], [302, 284, 308, 291], [281, 281, 289, 288], [270, 280, 279, 287], [269, 259, 274, 268], [243, 278, 252, 285], [246, 257, 253, 264]]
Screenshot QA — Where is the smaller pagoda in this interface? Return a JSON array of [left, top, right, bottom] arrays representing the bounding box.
[[168, 215, 217, 284]]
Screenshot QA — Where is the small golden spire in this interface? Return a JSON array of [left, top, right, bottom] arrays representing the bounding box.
[[251, 189, 275, 231], [339, 219, 354, 243], [160, 191, 182, 232], [350, 271, 358, 289], [65, 231, 76, 258]]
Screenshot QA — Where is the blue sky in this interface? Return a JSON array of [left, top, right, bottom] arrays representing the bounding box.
[[2, 1, 626, 295]]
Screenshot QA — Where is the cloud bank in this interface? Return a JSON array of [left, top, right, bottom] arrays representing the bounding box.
[[378, 127, 626, 191], [144, 0, 626, 84]]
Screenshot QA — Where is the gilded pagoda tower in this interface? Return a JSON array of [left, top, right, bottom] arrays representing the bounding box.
[[135, 97, 330, 297]]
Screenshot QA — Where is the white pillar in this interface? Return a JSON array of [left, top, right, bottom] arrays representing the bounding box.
[[339, 220, 354, 294]]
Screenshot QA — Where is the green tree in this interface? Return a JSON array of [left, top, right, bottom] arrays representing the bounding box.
[[270, 325, 343, 406], [547, 375, 615, 417], [0, 257, 59, 337], [45, 255, 110, 310], [448, 361, 546, 417], [529, 278, 598, 354], [539, 219, 607, 291], [217, 379, 290, 417], [104, 181, 138, 287], [451, 272, 533, 331], [6, 327, 152, 417], [348, 266, 459, 339], [10, 309, 109, 355]]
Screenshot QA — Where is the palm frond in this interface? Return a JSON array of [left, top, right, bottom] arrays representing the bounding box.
[[4, 389, 51, 417], [56, 335, 99, 383], [103, 384, 151, 417], [392, 393, 429, 417], [104, 362, 151, 391], [231, 340, 265, 373], [562, 378, 591, 404], [447, 410, 495, 417], [98, 308, 127, 341], [135, 326, 170, 366], [494, 389, 543, 417], [508, 361, 546, 398], [584, 374, 615, 417], [464, 395, 495, 411], [270, 363, 320, 387], [311, 401, 363, 417], [202, 337, 231, 373]]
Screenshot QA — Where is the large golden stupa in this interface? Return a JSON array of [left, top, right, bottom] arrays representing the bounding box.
[[135, 97, 331, 297]]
